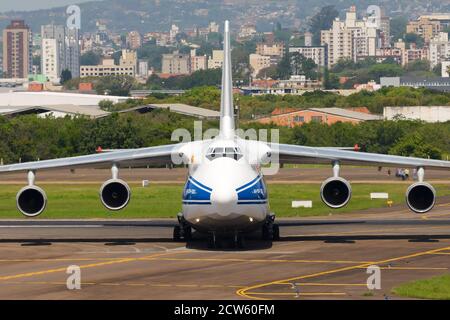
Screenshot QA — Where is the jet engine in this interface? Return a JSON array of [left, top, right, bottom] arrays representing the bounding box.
[[406, 182, 436, 213], [100, 179, 131, 211], [320, 177, 352, 209], [16, 185, 47, 217]]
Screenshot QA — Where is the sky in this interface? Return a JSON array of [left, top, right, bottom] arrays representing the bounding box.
[[0, 0, 100, 12]]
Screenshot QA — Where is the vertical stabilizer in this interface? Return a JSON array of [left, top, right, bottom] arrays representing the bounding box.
[[219, 20, 235, 139]]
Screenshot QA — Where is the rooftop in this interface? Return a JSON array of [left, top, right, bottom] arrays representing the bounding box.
[[0, 91, 128, 107]]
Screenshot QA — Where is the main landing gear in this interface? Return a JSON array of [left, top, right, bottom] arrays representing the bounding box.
[[262, 214, 280, 241]]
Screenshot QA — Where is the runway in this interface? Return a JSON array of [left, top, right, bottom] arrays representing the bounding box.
[[0, 203, 450, 299]]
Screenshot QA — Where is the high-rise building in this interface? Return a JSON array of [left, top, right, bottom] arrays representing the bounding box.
[[2, 20, 32, 79], [321, 6, 379, 67], [41, 25, 65, 82], [304, 32, 313, 47], [65, 28, 80, 79], [126, 31, 142, 50], [138, 60, 149, 77], [169, 24, 180, 43], [41, 24, 80, 81], [429, 32, 450, 68]]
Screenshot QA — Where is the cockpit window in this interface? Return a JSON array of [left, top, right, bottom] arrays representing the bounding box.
[[207, 146, 243, 161]]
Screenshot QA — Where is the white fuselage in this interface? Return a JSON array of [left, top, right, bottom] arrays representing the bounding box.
[[180, 138, 271, 233]]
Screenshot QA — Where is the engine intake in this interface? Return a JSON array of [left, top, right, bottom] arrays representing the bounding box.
[[16, 186, 47, 217], [406, 182, 436, 213], [320, 177, 352, 209], [100, 179, 131, 211]]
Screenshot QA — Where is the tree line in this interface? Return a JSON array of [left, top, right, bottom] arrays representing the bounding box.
[[0, 110, 449, 165]]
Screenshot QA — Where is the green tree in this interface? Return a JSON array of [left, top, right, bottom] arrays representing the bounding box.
[[389, 133, 443, 159], [98, 100, 114, 111], [390, 16, 408, 43], [309, 5, 339, 45], [95, 75, 135, 96], [60, 69, 72, 84], [404, 33, 425, 48], [80, 51, 102, 65]]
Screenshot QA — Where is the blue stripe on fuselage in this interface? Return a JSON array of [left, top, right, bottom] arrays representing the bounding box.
[[183, 177, 212, 201], [236, 175, 267, 202]]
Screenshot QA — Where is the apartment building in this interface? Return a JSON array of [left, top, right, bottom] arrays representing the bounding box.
[[249, 53, 271, 77], [2, 20, 32, 79], [320, 6, 379, 67], [256, 42, 285, 57], [429, 32, 450, 68], [289, 46, 327, 67], [80, 49, 137, 77], [208, 50, 224, 69], [126, 31, 142, 50], [407, 17, 441, 43], [161, 52, 190, 75]]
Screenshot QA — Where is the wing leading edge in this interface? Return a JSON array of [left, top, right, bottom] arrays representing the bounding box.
[[0, 143, 183, 173], [274, 143, 450, 170]]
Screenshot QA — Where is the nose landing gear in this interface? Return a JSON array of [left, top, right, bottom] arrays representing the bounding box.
[[173, 215, 192, 242], [262, 214, 280, 241]]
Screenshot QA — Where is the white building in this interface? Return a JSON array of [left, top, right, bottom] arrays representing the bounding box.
[[208, 50, 224, 69], [169, 24, 180, 42], [321, 6, 379, 67], [41, 39, 61, 82], [289, 46, 327, 67], [442, 61, 450, 77], [249, 54, 271, 77], [138, 60, 149, 77], [0, 91, 127, 107], [384, 106, 450, 123], [41, 25, 65, 82], [239, 24, 257, 39], [429, 32, 450, 68], [80, 50, 137, 77], [41, 25, 80, 82]]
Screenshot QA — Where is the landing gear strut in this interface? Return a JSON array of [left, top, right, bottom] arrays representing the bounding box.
[[262, 214, 280, 241], [173, 215, 192, 242]]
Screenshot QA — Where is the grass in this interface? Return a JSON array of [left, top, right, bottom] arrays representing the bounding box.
[[392, 274, 450, 300], [0, 183, 449, 219]]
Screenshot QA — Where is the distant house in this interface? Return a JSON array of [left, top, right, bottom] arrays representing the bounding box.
[[256, 107, 382, 127]]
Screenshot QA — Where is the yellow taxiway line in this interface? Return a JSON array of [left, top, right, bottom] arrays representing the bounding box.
[[0, 250, 187, 282], [236, 245, 450, 300]]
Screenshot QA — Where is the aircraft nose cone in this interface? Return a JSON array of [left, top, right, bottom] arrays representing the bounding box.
[[211, 187, 237, 216]]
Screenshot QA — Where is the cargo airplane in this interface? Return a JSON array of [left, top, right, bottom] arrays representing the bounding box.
[[1, 21, 450, 247]]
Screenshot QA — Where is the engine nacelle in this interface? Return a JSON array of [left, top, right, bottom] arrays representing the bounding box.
[[320, 177, 352, 209], [100, 179, 131, 211], [16, 185, 47, 217], [406, 182, 436, 213]]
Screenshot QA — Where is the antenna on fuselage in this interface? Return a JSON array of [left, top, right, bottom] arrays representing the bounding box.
[[219, 20, 235, 140]]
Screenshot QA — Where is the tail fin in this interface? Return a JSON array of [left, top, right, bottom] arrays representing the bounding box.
[[219, 20, 235, 139]]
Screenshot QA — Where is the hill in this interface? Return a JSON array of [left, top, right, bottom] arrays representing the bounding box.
[[0, 0, 449, 33]]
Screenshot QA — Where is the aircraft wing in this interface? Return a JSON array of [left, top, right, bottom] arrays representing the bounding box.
[[0, 143, 183, 173], [274, 143, 450, 170]]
